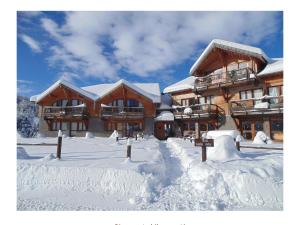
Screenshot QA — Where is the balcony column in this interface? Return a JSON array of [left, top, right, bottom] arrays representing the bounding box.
[[263, 118, 271, 138]]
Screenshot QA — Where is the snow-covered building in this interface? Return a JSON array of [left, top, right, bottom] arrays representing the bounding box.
[[31, 79, 162, 137], [164, 39, 283, 141]]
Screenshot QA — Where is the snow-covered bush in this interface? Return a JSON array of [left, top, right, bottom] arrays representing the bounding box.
[[17, 96, 39, 137], [110, 130, 119, 139], [253, 131, 273, 144]]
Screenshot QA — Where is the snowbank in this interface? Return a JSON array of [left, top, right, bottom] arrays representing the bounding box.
[[17, 147, 30, 159], [85, 132, 94, 138], [253, 131, 273, 144], [109, 130, 119, 139], [207, 135, 240, 161], [206, 130, 240, 139]]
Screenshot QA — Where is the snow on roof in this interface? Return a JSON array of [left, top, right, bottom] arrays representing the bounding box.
[[190, 39, 270, 75], [258, 58, 283, 76], [163, 76, 197, 94], [32, 80, 98, 103], [155, 111, 174, 121], [81, 79, 161, 103]]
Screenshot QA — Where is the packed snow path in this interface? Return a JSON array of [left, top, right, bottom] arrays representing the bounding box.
[[17, 136, 282, 210]]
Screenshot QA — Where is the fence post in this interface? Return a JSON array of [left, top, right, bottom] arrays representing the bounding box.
[[127, 138, 132, 159], [56, 130, 63, 159], [201, 144, 207, 162], [135, 134, 138, 140], [116, 136, 119, 142], [236, 141, 240, 151]]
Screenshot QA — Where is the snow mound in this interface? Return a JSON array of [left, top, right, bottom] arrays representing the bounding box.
[[207, 135, 240, 161], [206, 130, 240, 140], [253, 131, 273, 144], [35, 132, 46, 138], [183, 107, 192, 114], [110, 130, 119, 139], [17, 147, 30, 159], [235, 134, 244, 142], [85, 132, 94, 138], [40, 153, 56, 161], [17, 132, 24, 139]]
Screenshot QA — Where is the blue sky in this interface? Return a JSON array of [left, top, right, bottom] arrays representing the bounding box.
[[17, 11, 283, 97]]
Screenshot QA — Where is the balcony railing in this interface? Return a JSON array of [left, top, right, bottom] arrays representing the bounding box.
[[43, 104, 88, 119], [173, 104, 223, 119], [230, 95, 283, 115], [101, 106, 144, 118], [195, 67, 255, 90]]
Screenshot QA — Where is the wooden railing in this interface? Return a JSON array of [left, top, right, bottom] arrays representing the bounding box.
[[230, 96, 283, 115], [173, 104, 224, 118], [195, 67, 254, 90], [101, 106, 144, 118], [43, 104, 88, 119]]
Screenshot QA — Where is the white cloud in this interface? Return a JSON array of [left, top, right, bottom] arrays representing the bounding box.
[[17, 80, 34, 95], [20, 34, 42, 53], [38, 12, 281, 81]]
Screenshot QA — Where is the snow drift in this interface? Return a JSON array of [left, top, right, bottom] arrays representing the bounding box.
[[17, 147, 30, 159], [207, 135, 240, 161], [253, 131, 273, 144]]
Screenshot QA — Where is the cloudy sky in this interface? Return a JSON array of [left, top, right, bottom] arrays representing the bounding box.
[[17, 11, 283, 96]]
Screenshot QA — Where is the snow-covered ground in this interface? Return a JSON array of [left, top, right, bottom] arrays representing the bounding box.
[[17, 135, 283, 210]]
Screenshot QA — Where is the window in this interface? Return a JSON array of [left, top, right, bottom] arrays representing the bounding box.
[[71, 122, 77, 131], [242, 121, 252, 140], [61, 122, 68, 131], [253, 89, 263, 105], [181, 99, 190, 106], [227, 62, 238, 71], [239, 62, 248, 69], [240, 90, 252, 100], [127, 99, 140, 107], [268, 86, 283, 104], [198, 96, 214, 104], [271, 120, 283, 132]]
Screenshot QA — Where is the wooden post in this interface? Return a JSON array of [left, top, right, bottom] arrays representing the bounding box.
[[127, 138, 132, 159], [195, 122, 200, 140], [56, 130, 63, 159], [236, 141, 240, 151], [201, 145, 207, 162], [135, 134, 138, 140], [116, 136, 119, 142]]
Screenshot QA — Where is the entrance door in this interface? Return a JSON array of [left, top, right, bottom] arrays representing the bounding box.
[[241, 120, 264, 140]]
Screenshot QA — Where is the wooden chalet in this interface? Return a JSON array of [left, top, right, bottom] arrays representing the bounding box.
[[164, 39, 283, 141], [31, 79, 161, 137]]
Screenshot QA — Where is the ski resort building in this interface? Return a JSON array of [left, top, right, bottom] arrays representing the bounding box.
[[163, 39, 283, 141], [30, 79, 161, 137]]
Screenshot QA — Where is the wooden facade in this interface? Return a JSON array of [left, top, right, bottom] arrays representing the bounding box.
[[166, 42, 283, 141], [35, 82, 158, 137]]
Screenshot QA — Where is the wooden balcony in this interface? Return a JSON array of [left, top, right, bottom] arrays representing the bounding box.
[[230, 96, 283, 116], [195, 67, 255, 91], [43, 104, 88, 119], [173, 104, 224, 119], [101, 106, 144, 119]]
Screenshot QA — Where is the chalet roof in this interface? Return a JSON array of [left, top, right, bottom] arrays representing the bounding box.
[[31, 79, 161, 103], [190, 39, 270, 75], [163, 76, 197, 94], [82, 79, 161, 103], [154, 111, 174, 121], [257, 58, 283, 76], [30, 79, 98, 103]]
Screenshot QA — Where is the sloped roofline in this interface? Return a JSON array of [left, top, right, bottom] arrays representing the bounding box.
[[189, 39, 270, 75], [32, 79, 97, 103], [94, 79, 158, 103]]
